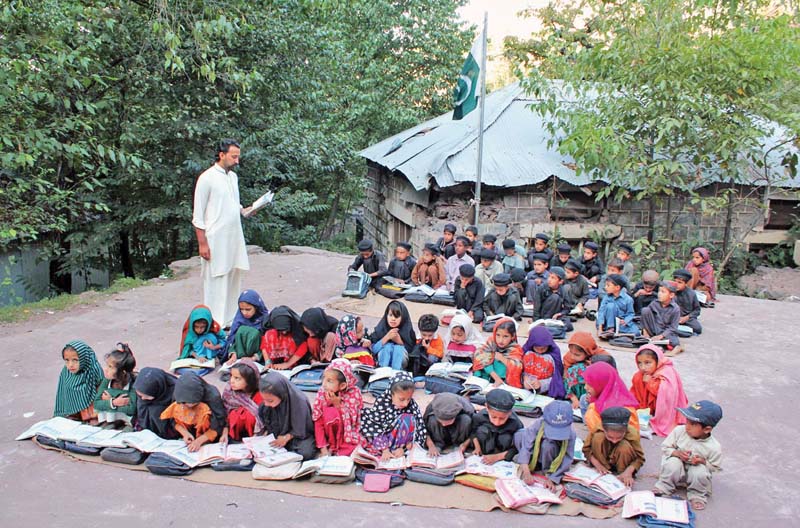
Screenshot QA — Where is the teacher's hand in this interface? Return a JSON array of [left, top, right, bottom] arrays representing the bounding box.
[[199, 241, 211, 260]]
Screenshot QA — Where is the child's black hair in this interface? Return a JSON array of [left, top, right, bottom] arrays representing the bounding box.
[[391, 379, 415, 394], [465, 225, 478, 236], [495, 320, 517, 337], [592, 354, 617, 369], [602, 423, 628, 432], [386, 301, 405, 320], [607, 258, 624, 271], [259, 376, 281, 396], [636, 348, 659, 363], [418, 313, 439, 332], [105, 343, 136, 385], [231, 363, 259, 394]]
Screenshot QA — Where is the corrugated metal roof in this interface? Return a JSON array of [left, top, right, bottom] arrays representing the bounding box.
[[359, 81, 799, 191]]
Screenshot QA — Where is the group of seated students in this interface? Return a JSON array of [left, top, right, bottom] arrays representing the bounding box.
[[350, 224, 717, 356], [55, 256, 721, 510]]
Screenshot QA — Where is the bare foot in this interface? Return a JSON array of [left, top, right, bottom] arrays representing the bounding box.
[[652, 487, 665, 496], [690, 499, 706, 510]]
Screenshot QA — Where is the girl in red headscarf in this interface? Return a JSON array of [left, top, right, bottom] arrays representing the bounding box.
[[629, 344, 688, 436], [685, 247, 717, 302]]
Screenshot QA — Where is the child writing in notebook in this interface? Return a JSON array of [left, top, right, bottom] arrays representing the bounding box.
[[423, 393, 475, 455], [221, 360, 263, 441], [582, 407, 646, 487], [261, 306, 307, 369], [94, 343, 138, 428], [443, 311, 484, 363], [312, 359, 363, 457], [55, 340, 104, 421], [360, 372, 426, 460], [470, 389, 524, 464], [161, 372, 227, 452], [630, 345, 688, 436], [257, 373, 317, 460], [472, 319, 524, 388], [515, 400, 576, 490]]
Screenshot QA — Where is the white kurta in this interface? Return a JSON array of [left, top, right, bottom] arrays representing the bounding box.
[[192, 164, 250, 325]]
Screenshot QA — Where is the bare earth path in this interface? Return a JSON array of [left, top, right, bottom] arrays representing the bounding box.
[[1, 248, 797, 527]]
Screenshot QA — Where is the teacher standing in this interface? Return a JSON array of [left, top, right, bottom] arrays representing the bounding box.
[[192, 139, 251, 326]]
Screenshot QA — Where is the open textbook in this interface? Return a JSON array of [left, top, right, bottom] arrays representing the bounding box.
[[622, 491, 689, 524], [252, 455, 354, 481], [463, 455, 518, 479], [425, 362, 472, 380], [564, 464, 630, 501], [461, 376, 541, 405], [169, 357, 215, 371], [246, 190, 275, 217], [495, 478, 563, 509]]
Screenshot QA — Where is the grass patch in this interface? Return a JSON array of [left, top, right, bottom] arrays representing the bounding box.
[[0, 276, 147, 325]]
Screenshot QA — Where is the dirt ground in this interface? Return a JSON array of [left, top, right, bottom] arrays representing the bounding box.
[[1, 247, 798, 527]]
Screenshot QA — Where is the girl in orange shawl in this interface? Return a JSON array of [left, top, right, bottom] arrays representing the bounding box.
[[472, 318, 524, 388], [563, 332, 604, 409], [629, 344, 688, 436]]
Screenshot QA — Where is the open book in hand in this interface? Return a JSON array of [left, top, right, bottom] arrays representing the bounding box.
[[352, 445, 409, 470], [564, 464, 630, 501], [622, 491, 689, 524], [495, 477, 564, 509], [464, 455, 518, 479], [408, 445, 465, 470], [246, 190, 275, 217]]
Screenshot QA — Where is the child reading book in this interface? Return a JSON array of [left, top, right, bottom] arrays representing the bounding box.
[[133, 367, 178, 439], [562, 332, 603, 409], [640, 281, 681, 349], [443, 311, 484, 363], [376, 242, 417, 285], [470, 389, 524, 464], [453, 263, 484, 323], [596, 274, 639, 337], [411, 243, 446, 289], [579, 241, 604, 291], [333, 314, 374, 366], [366, 301, 416, 370], [473, 319, 524, 388], [515, 400, 576, 489], [521, 326, 566, 398], [257, 372, 316, 460], [484, 272, 524, 321], [160, 372, 227, 452], [410, 313, 444, 375], [179, 305, 226, 360], [423, 393, 475, 455], [630, 345, 688, 437], [297, 307, 338, 363], [360, 372, 426, 459], [312, 359, 363, 457], [261, 306, 307, 369], [94, 343, 138, 428], [685, 247, 717, 302], [563, 260, 590, 315], [532, 267, 573, 331], [654, 400, 723, 510], [221, 359, 263, 441], [222, 289, 269, 363], [54, 340, 104, 421], [672, 269, 703, 336], [583, 362, 640, 432], [582, 407, 645, 487]]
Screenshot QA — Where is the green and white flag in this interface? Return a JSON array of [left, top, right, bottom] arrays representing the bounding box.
[[453, 29, 484, 120]]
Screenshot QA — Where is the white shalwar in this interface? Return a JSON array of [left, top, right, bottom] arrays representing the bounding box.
[[192, 164, 250, 325]]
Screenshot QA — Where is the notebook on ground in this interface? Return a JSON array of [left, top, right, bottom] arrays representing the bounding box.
[[564, 464, 630, 501], [622, 491, 689, 524], [495, 477, 564, 509]]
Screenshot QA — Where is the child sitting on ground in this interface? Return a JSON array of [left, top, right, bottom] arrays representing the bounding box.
[[94, 343, 138, 428], [261, 306, 307, 369], [527, 233, 554, 269], [378, 242, 417, 283], [579, 241, 604, 294], [640, 281, 681, 350], [258, 372, 316, 460], [482, 234, 504, 260], [470, 389, 524, 464], [334, 314, 374, 366], [673, 269, 703, 335], [597, 258, 626, 303], [582, 407, 646, 487], [411, 243, 446, 289], [582, 362, 640, 431], [501, 239, 527, 274], [473, 319, 524, 388], [532, 267, 573, 331], [360, 372, 426, 459], [685, 247, 717, 302], [515, 400, 576, 490], [521, 326, 566, 398], [510, 268, 528, 301], [454, 263, 485, 323], [550, 243, 572, 270], [179, 305, 226, 360], [524, 253, 551, 300], [465, 225, 479, 256], [55, 340, 103, 421], [562, 332, 603, 409], [366, 300, 416, 370], [442, 311, 484, 363], [475, 249, 504, 294], [484, 272, 524, 321], [161, 371, 227, 452], [348, 239, 387, 281], [596, 274, 639, 337], [312, 359, 363, 456], [654, 400, 723, 511], [616, 243, 635, 280], [296, 307, 338, 364], [424, 393, 475, 455], [409, 314, 444, 376], [563, 260, 590, 316], [222, 290, 269, 364], [632, 270, 661, 316], [436, 223, 458, 259], [221, 359, 263, 441], [630, 344, 688, 436]]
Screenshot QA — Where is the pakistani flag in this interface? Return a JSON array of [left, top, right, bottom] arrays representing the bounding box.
[[453, 29, 484, 120]]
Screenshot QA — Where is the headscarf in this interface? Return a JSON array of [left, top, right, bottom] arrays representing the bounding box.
[[311, 359, 363, 445], [563, 332, 605, 371], [472, 318, 524, 388], [630, 345, 688, 436], [300, 307, 338, 339], [223, 290, 269, 354], [369, 301, 416, 354], [685, 246, 717, 300], [335, 315, 362, 350], [443, 312, 485, 348], [222, 359, 264, 432], [583, 362, 638, 413], [522, 326, 566, 398], [360, 372, 426, 445], [133, 367, 178, 438], [426, 393, 475, 421], [54, 340, 104, 417], [179, 305, 224, 359], [264, 306, 306, 346], [257, 372, 314, 439], [170, 371, 227, 435]]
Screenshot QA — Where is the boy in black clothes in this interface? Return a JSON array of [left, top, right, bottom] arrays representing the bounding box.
[[550, 243, 572, 270], [482, 234, 504, 260], [672, 269, 702, 335], [533, 267, 574, 331], [562, 259, 590, 315], [510, 267, 528, 301], [348, 240, 387, 286], [580, 241, 604, 296], [436, 223, 457, 259], [376, 242, 417, 284], [641, 281, 681, 350], [483, 272, 524, 321], [527, 233, 554, 269], [632, 269, 660, 316], [454, 263, 485, 323]]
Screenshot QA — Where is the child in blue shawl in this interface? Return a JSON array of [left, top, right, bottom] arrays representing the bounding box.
[[221, 290, 269, 363], [179, 305, 226, 360]]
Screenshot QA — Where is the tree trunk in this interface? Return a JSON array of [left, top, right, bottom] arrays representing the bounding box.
[[120, 230, 135, 278], [721, 183, 735, 256], [647, 197, 656, 244]]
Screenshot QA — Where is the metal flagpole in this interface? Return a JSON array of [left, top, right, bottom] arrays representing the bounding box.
[[474, 12, 488, 227]]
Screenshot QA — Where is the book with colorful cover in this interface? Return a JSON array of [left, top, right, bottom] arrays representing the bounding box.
[[408, 445, 465, 470], [622, 491, 689, 524], [495, 477, 564, 509], [564, 464, 630, 501]]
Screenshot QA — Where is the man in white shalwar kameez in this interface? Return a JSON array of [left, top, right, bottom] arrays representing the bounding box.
[[192, 139, 251, 326]]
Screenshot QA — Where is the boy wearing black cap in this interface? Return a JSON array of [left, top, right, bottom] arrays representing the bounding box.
[[580, 241, 605, 293], [640, 281, 681, 349], [482, 234, 504, 261], [527, 233, 554, 269], [509, 268, 528, 298], [632, 269, 660, 316], [465, 225, 479, 253], [411, 243, 446, 289], [470, 389, 524, 464], [501, 239, 526, 274], [376, 242, 417, 284], [436, 223, 458, 259], [423, 393, 475, 455], [484, 273, 524, 321], [445, 236, 475, 291], [532, 267, 574, 331], [596, 274, 639, 336], [582, 407, 646, 487], [616, 243, 635, 280], [454, 263, 485, 323], [475, 249, 504, 294], [515, 400, 577, 490], [563, 259, 590, 315], [550, 243, 572, 270], [654, 401, 723, 510], [348, 239, 387, 283], [525, 252, 551, 293], [672, 269, 702, 335]]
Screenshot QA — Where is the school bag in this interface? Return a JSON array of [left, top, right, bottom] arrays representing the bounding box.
[[145, 452, 195, 476], [404, 467, 456, 486], [564, 482, 621, 506], [101, 446, 149, 465], [367, 378, 392, 398], [375, 284, 405, 300], [34, 434, 65, 451], [342, 271, 371, 299], [404, 292, 433, 304], [636, 502, 696, 528], [676, 325, 694, 338], [355, 467, 405, 489], [424, 375, 464, 395], [431, 295, 456, 307], [291, 365, 328, 392], [211, 458, 256, 472], [63, 441, 103, 456]]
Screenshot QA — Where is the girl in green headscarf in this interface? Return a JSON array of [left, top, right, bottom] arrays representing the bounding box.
[[54, 340, 104, 421], [179, 305, 226, 359]]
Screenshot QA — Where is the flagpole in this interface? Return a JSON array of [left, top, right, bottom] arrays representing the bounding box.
[[474, 12, 488, 227]]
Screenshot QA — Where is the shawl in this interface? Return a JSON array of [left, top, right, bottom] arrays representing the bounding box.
[[257, 372, 314, 439], [472, 318, 524, 388], [133, 367, 178, 437], [335, 315, 362, 351], [264, 306, 306, 346], [685, 246, 717, 300], [179, 305, 225, 359], [171, 372, 227, 435], [630, 345, 688, 436], [443, 312, 485, 349], [563, 331, 605, 371], [360, 372, 426, 445], [530, 422, 570, 474], [54, 340, 104, 417], [369, 301, 416, 354], [583, 362, 639, 414], [221, 359, 264, 431], [300, 307, 338, 338], [311, 359, 363, 445], [521, 326, 566, 398], [223, 290, 269, 354]]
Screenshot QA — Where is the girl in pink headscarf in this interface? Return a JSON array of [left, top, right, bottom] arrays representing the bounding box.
[[685, 247, 717, 301], [629, 345, 688, 436], [583, 362, 640, 432], [312, 359, 363, 456]]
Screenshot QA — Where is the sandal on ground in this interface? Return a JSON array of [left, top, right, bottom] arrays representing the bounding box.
[[690, 499, 706, 510]]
